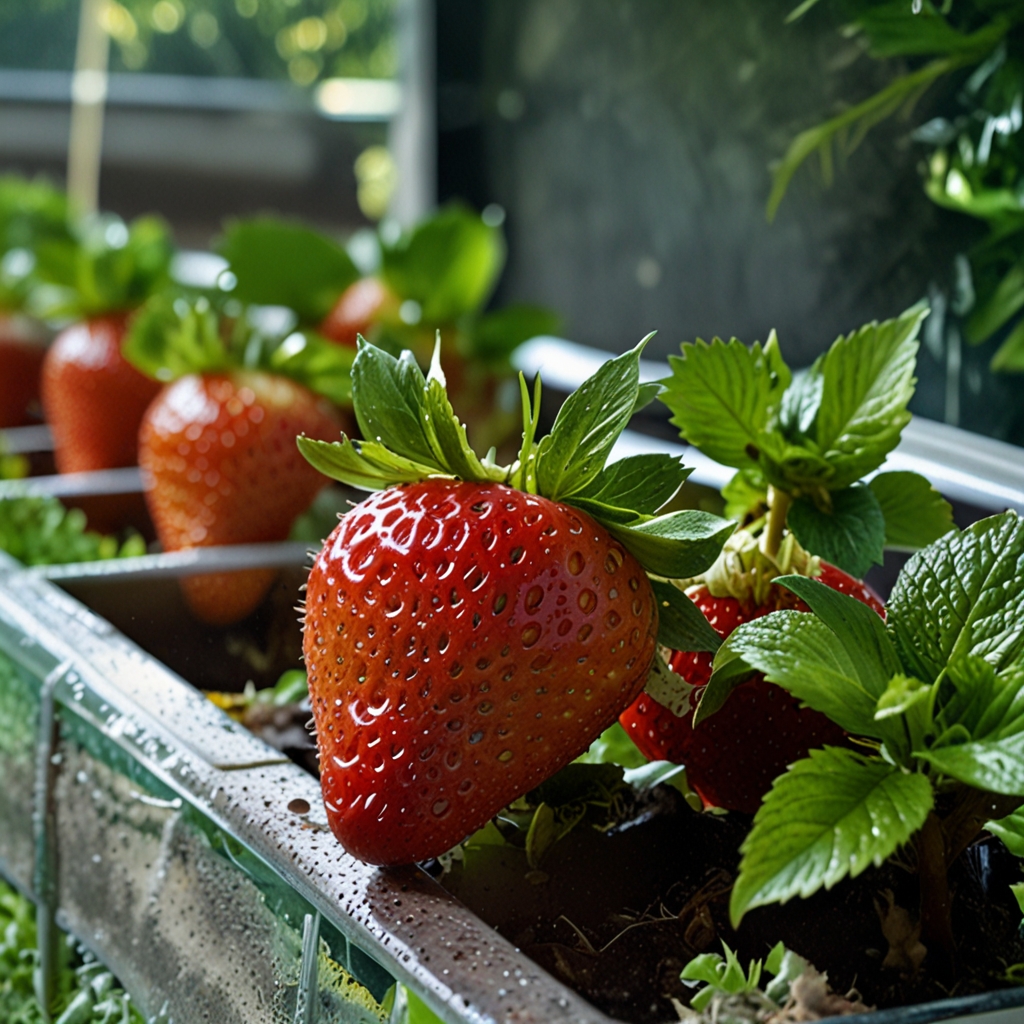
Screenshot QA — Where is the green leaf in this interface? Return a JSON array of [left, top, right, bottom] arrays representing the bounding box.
[[986, 808, 1024, 856], [217, 217, 359, 324], [650, 579, 722, 653], [721, 468, 768, 522], [775, 574, 901, 681], [875, 674, 931, 721], [380, 203, 504, 322], [990, 317, 1024, 373], [776, 360, 823, 445], [868, 471, 955, 551], [123, 293, 227, 381], [576, 721, 647, 769], [604, 510, 735, 579], [693, 646, 757, 726], [887, 511, 1024, 682], [704, 609, 884, 737], [966, 261, 1024, 344], [468, 304, 560, 363], [350, 343, 443, 471], [730, 747, 934, 925], [633, 381, 664, 414], [813, 304, 926, 488], [662, 336, 788, 470], [767, 55, 976, 221], [787, 485, 886, 579], [917, 732, 1024, 795], [535, 339, 647, 500], [296, 435, 440, 492], [578, 453, 691, 517]]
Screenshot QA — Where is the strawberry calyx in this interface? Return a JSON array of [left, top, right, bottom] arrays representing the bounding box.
[[299, 335, 736, 587], [698, 526, 820, 608], [30, 213, 173, 320], [122, 291, 356, 407]]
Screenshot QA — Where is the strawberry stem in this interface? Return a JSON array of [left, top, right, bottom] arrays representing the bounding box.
[[763, 487, 791, 559]]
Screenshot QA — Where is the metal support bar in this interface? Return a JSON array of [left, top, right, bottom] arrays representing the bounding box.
[[32, 662, 71, 1022], [295, 911, 322, 1024]]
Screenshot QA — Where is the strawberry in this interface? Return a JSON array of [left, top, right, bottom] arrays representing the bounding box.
[[305, 480, 658, 864], [139, 370, 343, 626], [619, 558, 883, 814], [41, 313, 163, 472], [318, 277, 400, 348], [0, 315, 48, 429], [297, 338, 735, 864]]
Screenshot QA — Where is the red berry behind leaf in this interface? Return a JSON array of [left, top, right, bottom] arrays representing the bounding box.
[[140, 371, 344, 625], [41, 313, 162, 472], [304, 481, 659, 865], [619, 562, 883, 814], [319, 278, 401, 347]]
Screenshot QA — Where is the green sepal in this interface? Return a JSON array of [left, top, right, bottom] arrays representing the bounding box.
[[650, 579, 722, 654], [576, 452, 691, 516], [216, 216, 359, 324], [535, 337, 651, 500], [296, 435, 443, 492], [261, 329, 356, 406], [123, 292, 228, 381], [787, 484, 886, 579], [32, 214, 173, 319], [729, 747, 934, 926], [603, 510, 736, 579]]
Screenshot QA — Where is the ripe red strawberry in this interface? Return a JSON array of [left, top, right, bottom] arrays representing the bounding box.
[[619, 562, 883, 814], [140, 371, 343, 626], [0, 315, 48, 429], [41, 313, 162, 472], [304, 481, 658, 865], [297, 337, 734, 864], [318, 277, 401, 347]]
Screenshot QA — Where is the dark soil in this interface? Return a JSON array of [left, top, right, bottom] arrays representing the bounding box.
[[437, 787, 1024, 1024]]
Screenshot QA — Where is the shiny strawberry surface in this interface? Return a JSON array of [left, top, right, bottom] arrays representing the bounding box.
[[304, 481, 659, 865], [41, 313, 162, 472], [140, 370, 343, 625], [620, 562, 882, 814], [318, 277, 400, 347]]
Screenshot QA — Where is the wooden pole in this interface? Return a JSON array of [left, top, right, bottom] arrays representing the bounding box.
[[67, 0, 110, 216]]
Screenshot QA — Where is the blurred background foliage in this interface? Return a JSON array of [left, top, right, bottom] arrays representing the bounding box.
[[0, 0, 397, 85], [778, 0, 1024, 373]]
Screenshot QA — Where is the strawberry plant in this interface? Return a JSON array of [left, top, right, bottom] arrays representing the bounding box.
[[296, 335, 735, 864], [619, 304, 960, 813], [698, 510, 1024, 960], [122, 293, 354, 625]]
